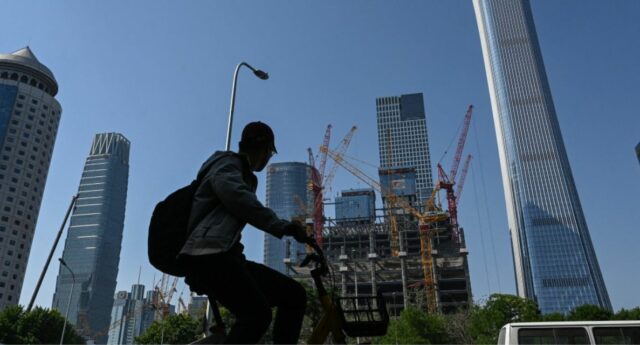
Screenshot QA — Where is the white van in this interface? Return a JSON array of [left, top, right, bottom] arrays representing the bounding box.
[[498, 321, 640, 344]]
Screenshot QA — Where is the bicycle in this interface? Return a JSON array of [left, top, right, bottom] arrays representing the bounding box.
[[301, 237, 389, 344], [191, 236, 389, 344]]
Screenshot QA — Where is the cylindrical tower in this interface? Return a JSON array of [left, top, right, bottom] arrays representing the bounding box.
[[264, 162, 314, 274], [0, 47, 61, 310]]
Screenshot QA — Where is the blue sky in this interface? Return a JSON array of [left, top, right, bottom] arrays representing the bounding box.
[[2, 0, 638, 311]]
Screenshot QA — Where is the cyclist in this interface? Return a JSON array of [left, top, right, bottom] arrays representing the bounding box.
[[179, 121, 309, 344]]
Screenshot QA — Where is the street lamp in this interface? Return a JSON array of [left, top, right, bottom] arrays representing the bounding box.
[[225, 62, 269, 151], [59, 258, 75, 345]]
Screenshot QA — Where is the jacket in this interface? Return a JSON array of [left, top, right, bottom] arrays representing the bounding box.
[[179, 151, 288, 256]]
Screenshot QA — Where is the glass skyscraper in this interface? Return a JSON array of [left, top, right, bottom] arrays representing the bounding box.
[[52, 133, 130, 341], [107, 284, 156, 345], [0, 47, 61, 310], [263, 162, 313, 274], [376, 93, 434, 203], [334, 188, 376, 225], [473, 0, 611, 313]]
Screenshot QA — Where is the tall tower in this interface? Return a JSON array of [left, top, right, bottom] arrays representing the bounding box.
[[263, 162, 313, 274], [52, 133, 130, 341], [473, 0, 611, 313], [107, 284, 148, 345], [376, 93, 434, 203], [0, 47, 61, 310]]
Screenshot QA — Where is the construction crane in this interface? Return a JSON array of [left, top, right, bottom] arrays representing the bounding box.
[[321, 146, 443, 313], [323, 105, 474, 313], [455, 155, 472, 202], [152, 274, 179, 319], [383, 129, 401, 257], [305, 125, 357, 247], [306, 125, 331, 246], [437, 105, 474, 244], [178, 296, 189, 315]]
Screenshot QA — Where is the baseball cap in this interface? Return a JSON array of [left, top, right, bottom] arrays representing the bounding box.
[[241, 121, 277, 153]]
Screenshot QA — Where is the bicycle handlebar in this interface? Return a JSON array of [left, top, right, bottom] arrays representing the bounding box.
[[299, 236, 329, 276]]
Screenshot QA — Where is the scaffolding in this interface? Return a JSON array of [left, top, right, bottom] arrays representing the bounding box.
[[287, 210, 472, 314]]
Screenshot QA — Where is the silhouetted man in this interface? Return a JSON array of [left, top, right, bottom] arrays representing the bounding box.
[[180, 121, 308, 344]]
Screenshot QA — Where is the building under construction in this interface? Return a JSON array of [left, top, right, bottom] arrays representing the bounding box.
[[287, 183, 473, 315], [291, 103, 476, 315]]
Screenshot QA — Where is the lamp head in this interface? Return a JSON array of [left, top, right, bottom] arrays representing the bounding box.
[[254, 69, 269, 80]]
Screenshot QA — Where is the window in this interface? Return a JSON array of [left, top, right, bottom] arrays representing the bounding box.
[[518, 328, 589, 345], [594, 327, 640, 345]]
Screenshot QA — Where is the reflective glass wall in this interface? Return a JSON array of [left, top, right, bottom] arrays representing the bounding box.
[[473, 0, 611, 313]]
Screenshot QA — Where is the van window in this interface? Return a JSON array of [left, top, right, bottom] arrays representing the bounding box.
[[518, 328, 589, 345], [518, 328, 555, 344], [555, 328, 590, 345], [593, 327, 640, 345]]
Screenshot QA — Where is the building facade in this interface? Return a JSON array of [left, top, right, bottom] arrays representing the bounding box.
[[473, 0, 611, 313], [264, 162, 314, 274], [107, 284, 157, 345], [335, 188, 376, 225], [52, 133, 130, 341], [376, 93, 434, 203], [0, 47, 61, 310], [188, 295, 208, 320]]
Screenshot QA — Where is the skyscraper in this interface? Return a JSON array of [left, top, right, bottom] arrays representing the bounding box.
[[0, 47, 61, 310], [263, 162, 314, 274], [473, 0, 611, 313], [334, 188, 376, 225], [107, 284, 155, 345], [52, 133, 130, 341], [376, 93, 434, 203]]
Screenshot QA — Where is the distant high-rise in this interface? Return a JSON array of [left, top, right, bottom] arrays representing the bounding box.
[[376, 93, 434, 203], [264, 162, 314, 274], [107, 284, 156, 345], [334, 189, 376, 225], [474, 0, 611, 313], [0, 47, 62, 310], [188, 295, 208, 320], [52, 133, 130, 341], [635, 142, 639, 165]]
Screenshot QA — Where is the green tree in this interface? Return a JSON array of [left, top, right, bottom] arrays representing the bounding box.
[[377, 306, 450, 345], [136, 314, 201, 344], [541, 312, 566, 321], [614, 307, 640, 320], [0, 305, 84, 344], [298, 280, 322, 342], [469, 294, 541, 344], [567, 304, 613, 321], [444, 310, 474, 344]]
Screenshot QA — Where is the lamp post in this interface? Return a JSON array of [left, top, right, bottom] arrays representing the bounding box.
[[59, 258, 75, 345], [225, 62, 269, 151]]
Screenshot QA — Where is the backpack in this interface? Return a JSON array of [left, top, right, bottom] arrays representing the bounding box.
[[148, 158, 220, 277]]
